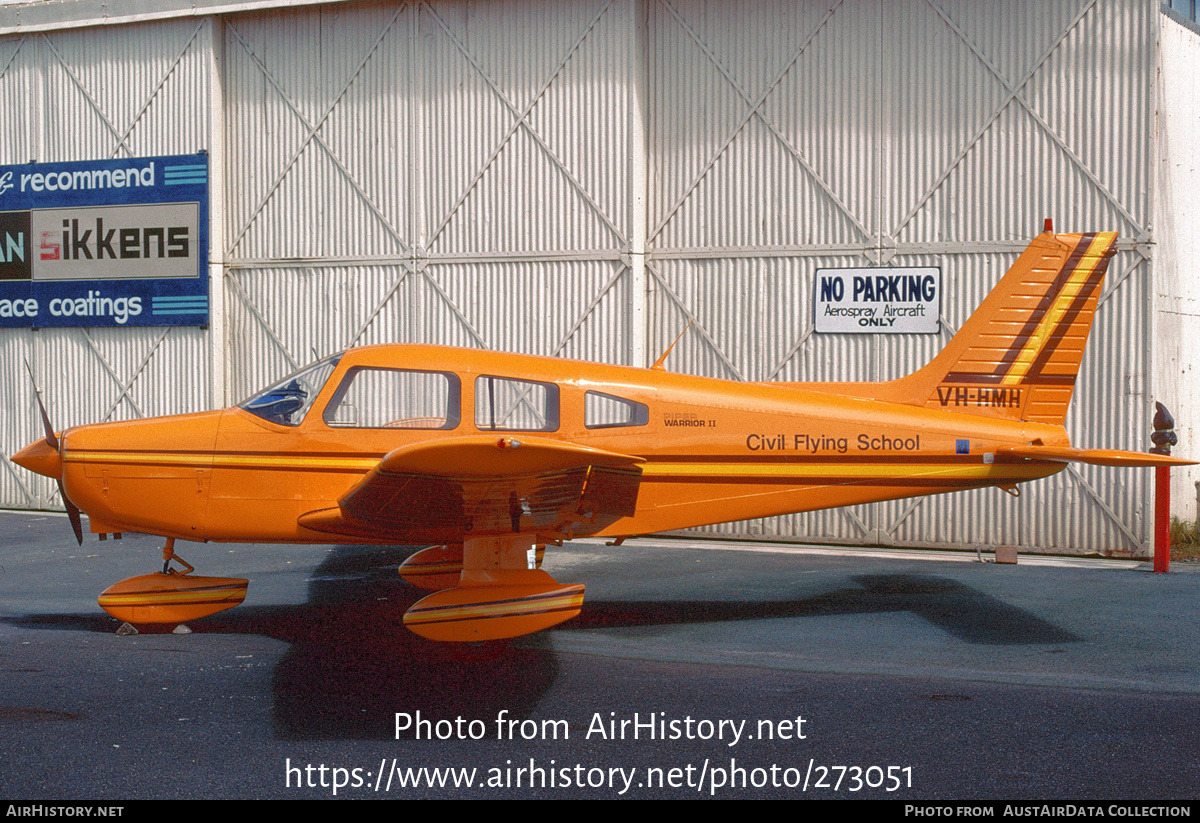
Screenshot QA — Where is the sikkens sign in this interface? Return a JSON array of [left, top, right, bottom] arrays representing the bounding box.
[[0, 153, 208, 327]]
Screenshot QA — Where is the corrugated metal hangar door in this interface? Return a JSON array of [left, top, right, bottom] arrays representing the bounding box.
[[0, 19, 215, 511], [0, 0, 1159, 556], [644, 0, 1155, 554], [224, 1, 638, 396]]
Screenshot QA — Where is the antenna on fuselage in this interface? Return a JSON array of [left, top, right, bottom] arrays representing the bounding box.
[[651, 318, 694, 371]]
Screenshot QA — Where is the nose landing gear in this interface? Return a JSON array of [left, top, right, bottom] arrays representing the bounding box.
[[98, 537, 249, 628]]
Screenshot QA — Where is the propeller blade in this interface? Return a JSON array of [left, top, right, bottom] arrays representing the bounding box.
[[58, 479, 83, 546], [23, 359, 57, 450], [23, 359, 80, 544]]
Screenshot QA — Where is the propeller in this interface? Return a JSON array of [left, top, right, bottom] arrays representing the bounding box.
[[23, 359, 83, 545]]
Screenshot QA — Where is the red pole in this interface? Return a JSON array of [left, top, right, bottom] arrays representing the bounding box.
[[1154, 464, 1170, 573]]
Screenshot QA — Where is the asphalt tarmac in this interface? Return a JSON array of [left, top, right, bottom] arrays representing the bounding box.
[[1, 509, 1198, 800]]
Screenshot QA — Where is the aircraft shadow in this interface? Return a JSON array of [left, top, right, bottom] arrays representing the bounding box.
[[565, 573, 1080, 646], [203, 545, 562, 741], [5, 558, 1076, 740], [4, 545, 560, 741]]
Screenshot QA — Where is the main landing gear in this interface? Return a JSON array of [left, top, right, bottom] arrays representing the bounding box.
[[398, 534, 584, 642]]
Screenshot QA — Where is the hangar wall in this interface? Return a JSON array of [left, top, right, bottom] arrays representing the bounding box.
[[0, 0, 1175, 555], [222, 1, 638, 397], [1156, 12, 1200, 524]]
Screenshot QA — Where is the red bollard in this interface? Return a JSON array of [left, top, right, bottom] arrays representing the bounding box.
[[1154, 465, 1170, 574], [1151, 403, 1177, 574]]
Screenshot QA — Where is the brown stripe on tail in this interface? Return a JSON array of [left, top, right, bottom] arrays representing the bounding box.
[[885, 231, 1117, 424]]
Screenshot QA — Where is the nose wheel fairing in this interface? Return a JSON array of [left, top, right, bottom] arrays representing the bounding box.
[[97, 538, 248, 626], [97, 573, 249, 625]]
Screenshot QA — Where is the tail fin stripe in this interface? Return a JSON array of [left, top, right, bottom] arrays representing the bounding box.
[[1021, 254, 1108, 384], [939, 233, 1096, 385], [988, 233, 1095, 381], [1001, 232, 1110, 386]]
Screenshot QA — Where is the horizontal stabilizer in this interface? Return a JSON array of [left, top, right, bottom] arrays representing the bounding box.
[[996, 445, 1196, 468]]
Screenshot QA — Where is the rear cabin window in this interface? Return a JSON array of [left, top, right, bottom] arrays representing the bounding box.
[[584, 391, 649, 429], [323, 367, 460, 429], [475, 375, 559, 432]]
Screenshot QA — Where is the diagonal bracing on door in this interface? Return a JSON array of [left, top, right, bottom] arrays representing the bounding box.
[[420, 0, 622, 252], [225, 8, 409, 257], [0, 36, 27, 88], [419, 259, 629, 364], [1094, 256, 1142, 310], [78, 327, 172, 422], [891, 0, 1105, 238], [420, 269, 493, 351], [920, 0, 1141, 234], [226, 274, 303, 373], [1063, 463, 1143, 549], [345, 264, 414, 349], [547, 262, 628, 358], [650, 0, 869, 247], [41, 23, 204, 159], [645, 259, 747, 382]]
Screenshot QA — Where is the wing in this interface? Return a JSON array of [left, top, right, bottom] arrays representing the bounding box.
[[298, 435, 644, 543]]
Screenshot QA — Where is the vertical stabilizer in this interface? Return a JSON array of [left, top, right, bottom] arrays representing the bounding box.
[[883, 231, 1118, 424]]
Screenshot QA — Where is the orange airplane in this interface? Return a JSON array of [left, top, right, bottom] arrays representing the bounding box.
[[11, 226, 1191, 641]]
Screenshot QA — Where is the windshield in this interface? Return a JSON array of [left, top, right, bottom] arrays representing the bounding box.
[[239, 354, 341, 426]]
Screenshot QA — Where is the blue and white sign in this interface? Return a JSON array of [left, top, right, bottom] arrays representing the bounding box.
[[814, 267, 940, 334], [0, 153, 208, 327]]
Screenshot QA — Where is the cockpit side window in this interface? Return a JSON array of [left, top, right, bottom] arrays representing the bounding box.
[[584, 391, 649, 429], [323, 367, 461, 429], [239, 354, 341, 427]]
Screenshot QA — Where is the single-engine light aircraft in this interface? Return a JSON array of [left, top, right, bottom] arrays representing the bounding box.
[[12, 227, 1192, 641]]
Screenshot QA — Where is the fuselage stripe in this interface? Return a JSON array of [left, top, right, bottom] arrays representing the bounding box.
[[65, 451, 379, 471], [64, 451, 1057, 480]]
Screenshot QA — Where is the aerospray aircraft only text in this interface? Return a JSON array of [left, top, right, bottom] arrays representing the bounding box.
[[13, 226, 1191, 641]]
